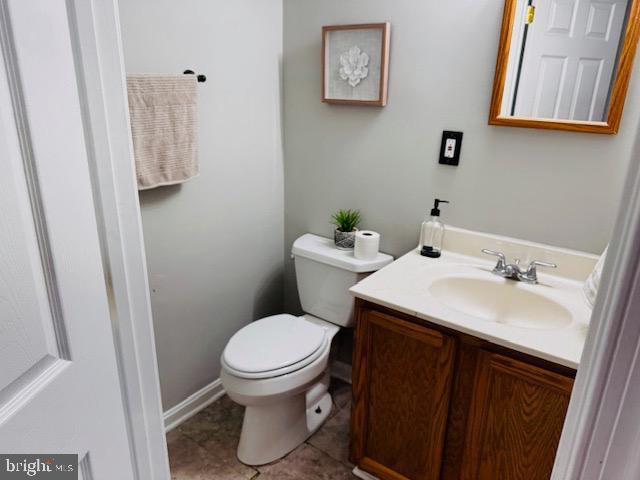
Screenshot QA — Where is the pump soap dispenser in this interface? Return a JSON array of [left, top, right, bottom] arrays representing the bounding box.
[[420, 199, 449, 258]]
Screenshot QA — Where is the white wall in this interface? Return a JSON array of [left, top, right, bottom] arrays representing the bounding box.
[[118, 0, 284, 411], [283, 0, 640, 312]]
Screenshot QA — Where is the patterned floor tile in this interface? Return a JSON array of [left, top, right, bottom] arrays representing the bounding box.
[[308, 402, 352, 466], [256, 444, 356, 480], [329, 379, 352, 413], [167, 430, 257, 480], [179, 396, 245, 444]]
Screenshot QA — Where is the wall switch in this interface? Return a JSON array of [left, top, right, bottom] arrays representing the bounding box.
[[439, 131, 463, 166]]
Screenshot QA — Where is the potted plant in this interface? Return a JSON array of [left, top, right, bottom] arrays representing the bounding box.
[[331, 209, 361, 249]]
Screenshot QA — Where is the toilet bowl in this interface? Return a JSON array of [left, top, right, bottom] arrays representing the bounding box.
[[220, 234, 393, 466], [221, 314, 339, 465]]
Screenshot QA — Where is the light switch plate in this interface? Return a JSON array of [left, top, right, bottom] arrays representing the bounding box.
[[439, 131, 463, 166]]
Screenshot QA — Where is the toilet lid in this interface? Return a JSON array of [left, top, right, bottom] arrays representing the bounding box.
[[223, 314, 327, 374]]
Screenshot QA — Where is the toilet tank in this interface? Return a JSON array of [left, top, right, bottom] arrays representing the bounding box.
[[291, 234, 393, 327]]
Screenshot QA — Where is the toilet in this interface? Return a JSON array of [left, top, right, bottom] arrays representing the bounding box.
[[220, 233, 393, 465]]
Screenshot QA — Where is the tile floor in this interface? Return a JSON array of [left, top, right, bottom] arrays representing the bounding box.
[[167, 379, 357, 479]]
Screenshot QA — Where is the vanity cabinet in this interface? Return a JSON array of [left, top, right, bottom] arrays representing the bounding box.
[[458, 352, 573, 479], [351, 300, 575, 480], [351, 309, 456, 479]]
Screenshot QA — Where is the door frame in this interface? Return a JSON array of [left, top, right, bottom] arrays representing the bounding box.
[[67, 0, 640, 479], [64, 1, 169, 479]]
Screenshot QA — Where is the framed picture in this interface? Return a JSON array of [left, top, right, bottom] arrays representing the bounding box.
[[322, 23, 390, 106]]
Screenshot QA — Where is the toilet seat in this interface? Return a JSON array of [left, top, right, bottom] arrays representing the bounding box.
[[222, 314, 328, 379]]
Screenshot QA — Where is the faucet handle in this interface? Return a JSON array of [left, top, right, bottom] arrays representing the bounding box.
[[482, 249, 505, 259], [519, 260, 557, 284], [482, 249, 507, 270], [528, 260, 557, 270]]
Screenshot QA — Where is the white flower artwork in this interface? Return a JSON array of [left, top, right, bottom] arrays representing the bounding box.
[[339, 46, 369, 87], [322, 23, 389, 105]]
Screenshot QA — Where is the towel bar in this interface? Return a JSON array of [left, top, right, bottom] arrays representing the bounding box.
[[183, 69, 206, 83]]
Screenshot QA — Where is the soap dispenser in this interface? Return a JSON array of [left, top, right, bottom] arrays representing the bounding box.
[[420, 199, 449, 258]]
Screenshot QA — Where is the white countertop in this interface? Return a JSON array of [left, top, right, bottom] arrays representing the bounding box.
[[350, 235, 596, 369]]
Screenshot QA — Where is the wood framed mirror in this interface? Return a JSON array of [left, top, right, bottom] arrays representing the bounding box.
[[489, 0, 640, 134]]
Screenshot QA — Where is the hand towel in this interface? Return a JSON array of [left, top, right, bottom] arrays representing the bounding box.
[[126, 75, 198, 190], [583, 246, 608, 308]]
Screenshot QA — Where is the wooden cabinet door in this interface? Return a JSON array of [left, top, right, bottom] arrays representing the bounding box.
[[460, 352, 574, 480], [351, 308, 456, 480]]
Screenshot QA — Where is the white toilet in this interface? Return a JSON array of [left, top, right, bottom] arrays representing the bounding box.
[[220, 233, 393, 466]]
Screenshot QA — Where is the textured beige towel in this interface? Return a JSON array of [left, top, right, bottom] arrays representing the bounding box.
[[127, 75, 198, 190]]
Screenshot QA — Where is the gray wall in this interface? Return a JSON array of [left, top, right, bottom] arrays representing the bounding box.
[[283, 0, 640, 312], [119, 0, 284, 410]]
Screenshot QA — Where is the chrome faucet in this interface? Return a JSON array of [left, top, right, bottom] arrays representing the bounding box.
[[481, 249, 557, 284]]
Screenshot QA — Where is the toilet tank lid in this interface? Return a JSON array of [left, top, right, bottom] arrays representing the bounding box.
[[292, 233, 393, 273]]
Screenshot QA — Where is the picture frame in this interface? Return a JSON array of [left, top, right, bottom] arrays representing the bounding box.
[[322, 23, 390, 106]]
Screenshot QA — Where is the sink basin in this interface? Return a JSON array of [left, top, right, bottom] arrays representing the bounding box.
[[428, 276, 573, 329], [350, 230, 595, 368]]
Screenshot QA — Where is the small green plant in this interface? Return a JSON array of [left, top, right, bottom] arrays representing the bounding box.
[[331, 209, 361, 232]]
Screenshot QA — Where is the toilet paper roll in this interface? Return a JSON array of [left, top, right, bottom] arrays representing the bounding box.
[[354, 230, 381, 260]]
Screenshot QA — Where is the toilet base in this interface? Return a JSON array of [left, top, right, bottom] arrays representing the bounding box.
[[237, 373, 332, 466]]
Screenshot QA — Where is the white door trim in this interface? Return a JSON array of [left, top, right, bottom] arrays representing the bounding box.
[[65, 1, 169, 479], [552, 130, 640, 477]]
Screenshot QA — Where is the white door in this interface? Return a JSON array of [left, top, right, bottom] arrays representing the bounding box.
[[514, 0, 629, 120], [0, 1, 136, 478]]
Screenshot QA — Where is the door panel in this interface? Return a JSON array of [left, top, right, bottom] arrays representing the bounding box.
[[586, 2, 618, 38], [533, 55, 568, 117], [460, 352, 573, 480], [352, 309, 456, 480], [0, 142, 67, 393], [570, 58, 604, 118], [547, 0, 578, 35], [0, 0, 135, 477]]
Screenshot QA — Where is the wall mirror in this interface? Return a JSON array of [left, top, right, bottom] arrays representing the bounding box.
[[489, 0, 640, 134]]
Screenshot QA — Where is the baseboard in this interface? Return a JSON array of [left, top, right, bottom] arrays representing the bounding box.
[[331, 360, 352, 384], [353, 466, 379, 480], [163, 378, 225, 432]]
